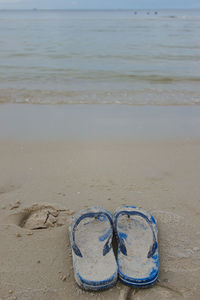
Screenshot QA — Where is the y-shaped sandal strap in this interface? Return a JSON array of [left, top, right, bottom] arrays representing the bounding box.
[[114, 210, 157, 258], [72, 211, 113, 257]]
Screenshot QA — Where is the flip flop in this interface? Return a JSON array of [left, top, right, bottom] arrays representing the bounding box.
[[69, 207, 118, 290], [113, 206, 159, 287]]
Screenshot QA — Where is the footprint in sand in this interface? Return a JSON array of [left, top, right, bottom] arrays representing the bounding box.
[[0, 204, 74, 230]]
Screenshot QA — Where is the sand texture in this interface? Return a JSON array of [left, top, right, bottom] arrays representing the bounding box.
[[0, 140, 200, 299]]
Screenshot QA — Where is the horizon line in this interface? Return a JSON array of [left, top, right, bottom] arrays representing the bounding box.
[[0, 8, 199, 11]]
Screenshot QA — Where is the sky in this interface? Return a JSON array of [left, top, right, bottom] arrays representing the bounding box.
[[0, 0, 200, 10]]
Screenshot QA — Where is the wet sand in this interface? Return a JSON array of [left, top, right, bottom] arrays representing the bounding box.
[[0, 104, 200, 299]]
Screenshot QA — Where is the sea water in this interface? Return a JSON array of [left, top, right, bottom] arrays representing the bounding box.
[[0, 9, 200, 105]]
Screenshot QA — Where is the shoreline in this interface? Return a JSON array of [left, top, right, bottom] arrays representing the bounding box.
[[1, 103, 200, 141]]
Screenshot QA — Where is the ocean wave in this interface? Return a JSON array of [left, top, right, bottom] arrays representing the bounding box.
[[0, 88, 199, 106], [3, 52, 200, 62], [118, 74, 200, 84], [1, 70, 200, 84]]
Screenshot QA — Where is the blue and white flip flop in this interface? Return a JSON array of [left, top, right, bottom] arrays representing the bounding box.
[[113, 206, 159, 287], [69, 207, 118, 290]]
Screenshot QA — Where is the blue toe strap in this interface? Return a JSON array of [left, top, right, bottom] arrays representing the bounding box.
[[114, 211, 157, 258], [72, 211, 113, 258]]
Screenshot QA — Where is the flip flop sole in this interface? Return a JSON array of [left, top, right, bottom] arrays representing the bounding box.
[[69, 207, 118, 291], [75, 271, 118, 290], [119, 272, 158, 287], [113, 206, 159, 288]]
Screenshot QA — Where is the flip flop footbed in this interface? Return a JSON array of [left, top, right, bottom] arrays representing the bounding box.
[[113, 206, 158, 286], [69, 207, 117, 290]]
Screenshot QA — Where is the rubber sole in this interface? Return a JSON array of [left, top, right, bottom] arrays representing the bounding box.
[[119, 273, 158, 287], [75, 271, 118, 291]]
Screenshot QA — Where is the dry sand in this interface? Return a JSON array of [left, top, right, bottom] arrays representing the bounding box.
[[0, 104, 200, 299], [0, 139, 200, 300]]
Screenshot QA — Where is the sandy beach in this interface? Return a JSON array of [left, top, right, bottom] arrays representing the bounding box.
[[0, 104, 200, 299], [0, 5, 200, 299]]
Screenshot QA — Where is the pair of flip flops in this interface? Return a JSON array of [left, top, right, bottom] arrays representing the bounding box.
[[69, 206, 158, 291]]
